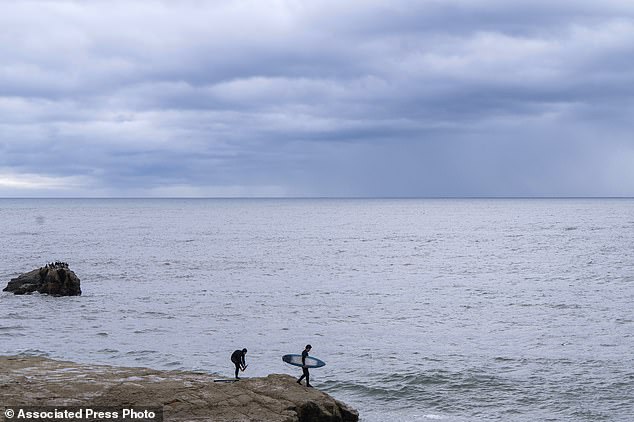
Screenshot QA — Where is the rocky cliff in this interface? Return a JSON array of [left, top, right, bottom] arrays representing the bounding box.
[[0, 356, 359, 422]]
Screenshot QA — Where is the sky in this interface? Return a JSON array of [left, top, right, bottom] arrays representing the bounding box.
[[1, 0, 634, 197]]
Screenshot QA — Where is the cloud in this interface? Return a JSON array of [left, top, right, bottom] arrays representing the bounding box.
[[1, 0, 634, 196], [0, 169, 90, 196]]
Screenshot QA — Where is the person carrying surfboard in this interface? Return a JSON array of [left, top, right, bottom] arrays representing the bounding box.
[[231, 348, 247, 379], [296, 344, 312, 387]]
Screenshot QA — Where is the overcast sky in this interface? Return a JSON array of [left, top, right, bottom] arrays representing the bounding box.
[[1, 0, 634, 197]]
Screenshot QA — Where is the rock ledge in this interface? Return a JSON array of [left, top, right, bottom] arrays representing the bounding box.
[[0, 356, 359, 422]]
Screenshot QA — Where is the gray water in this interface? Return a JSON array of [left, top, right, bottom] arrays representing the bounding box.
[[1, 198, 633, 421]]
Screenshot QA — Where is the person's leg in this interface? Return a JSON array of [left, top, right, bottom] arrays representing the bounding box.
[[234, 362, 240, 379], [306, 368, 311, 387]]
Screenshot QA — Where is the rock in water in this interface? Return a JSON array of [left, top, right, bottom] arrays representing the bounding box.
[[3, 266, 81, 296]]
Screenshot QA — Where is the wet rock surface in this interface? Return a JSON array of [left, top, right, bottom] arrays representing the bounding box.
[[0, 356, 359, 422], [3, 264, 81, 296]]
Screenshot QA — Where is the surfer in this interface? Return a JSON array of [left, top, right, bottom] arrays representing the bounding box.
[[230, 348, 247, 379], [296, 344, 312, 387]]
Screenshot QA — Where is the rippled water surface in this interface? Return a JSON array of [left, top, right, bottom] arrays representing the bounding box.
[[1, 199, 633, 421]]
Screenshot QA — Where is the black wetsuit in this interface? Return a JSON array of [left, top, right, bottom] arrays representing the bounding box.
[[231, 349, 246, 379], [297, 349, 311, 386]]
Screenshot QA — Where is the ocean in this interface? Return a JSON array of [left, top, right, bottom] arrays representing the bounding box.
[[1, 198, 633, 421]]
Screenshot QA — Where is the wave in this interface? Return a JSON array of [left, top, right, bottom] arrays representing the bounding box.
[[321, 368, 531, 413]]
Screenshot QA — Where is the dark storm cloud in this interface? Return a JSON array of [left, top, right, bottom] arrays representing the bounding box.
[[1, 0, 634, 196]]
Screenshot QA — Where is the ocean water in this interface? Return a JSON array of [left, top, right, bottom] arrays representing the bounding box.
[[1, 198, 633, 421]]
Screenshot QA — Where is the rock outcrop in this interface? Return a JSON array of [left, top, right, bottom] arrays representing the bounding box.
[[3, 265, 81, 296], [0, 356, 359, 422]]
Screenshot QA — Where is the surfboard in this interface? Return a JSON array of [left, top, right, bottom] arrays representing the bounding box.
[[213, 379, 239, 383], [282, 354, 326, 368]]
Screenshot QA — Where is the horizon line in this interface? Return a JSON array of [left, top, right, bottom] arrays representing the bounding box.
[[1, 196, 634, 200]]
